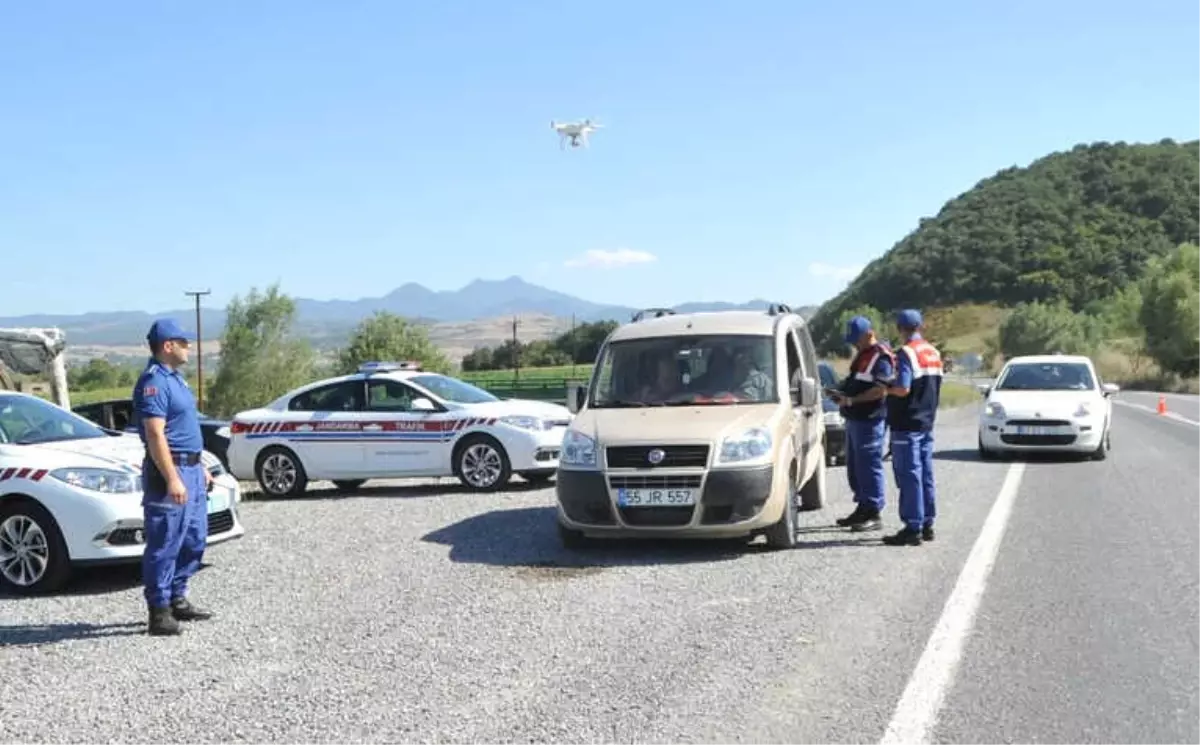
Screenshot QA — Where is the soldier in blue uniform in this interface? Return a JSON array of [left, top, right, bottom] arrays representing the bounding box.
[[132, 318, 214, 636], [884, 309, 943, 546], [832, 315, 895, 532]]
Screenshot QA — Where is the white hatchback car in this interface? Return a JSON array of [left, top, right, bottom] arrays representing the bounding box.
[[0, 391, 245, 594], [226, 362, 573, 496], [977, 354, 1119, 461]]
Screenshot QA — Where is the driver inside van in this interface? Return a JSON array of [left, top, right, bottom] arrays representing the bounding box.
[[635, 352, 682, 402]]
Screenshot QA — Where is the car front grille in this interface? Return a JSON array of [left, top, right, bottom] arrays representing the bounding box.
[[1000, 434, 1077, 446], [1005, 419, 1071, 427], [605, 445, 710, 469], [207, 509, 234, 535], [608, 474, 704, 490]]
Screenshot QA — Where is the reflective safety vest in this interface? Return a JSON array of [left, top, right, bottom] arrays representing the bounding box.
[[841, 342, 895, 421], [887, 336, 943, 431]]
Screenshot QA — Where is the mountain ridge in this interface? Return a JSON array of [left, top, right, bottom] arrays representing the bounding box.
[[0, 276, 813, 348]]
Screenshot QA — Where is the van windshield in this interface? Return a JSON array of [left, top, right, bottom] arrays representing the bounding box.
[[590, 334, 777, 407]]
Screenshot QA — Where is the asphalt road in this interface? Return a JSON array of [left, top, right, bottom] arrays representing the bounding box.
[[1, 400, 1196, 744]]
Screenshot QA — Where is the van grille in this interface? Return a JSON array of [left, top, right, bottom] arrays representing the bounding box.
[[605, 445, 709, 469], [608, 474, 703, 490]]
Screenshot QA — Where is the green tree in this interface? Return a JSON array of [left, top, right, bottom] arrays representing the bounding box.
[[1139, 243, 1200, 377], [996, 300, 1104, 359], [207, 284, 318, 418], [1100, 283, 1150, 377], [335, 311, 452, 375], [69, 358, 139, 392], [460, 346, 494, 371]]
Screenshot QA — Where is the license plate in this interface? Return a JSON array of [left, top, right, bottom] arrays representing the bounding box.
[[1014, 425, 1053, 436], [617, 488, 697, 507]]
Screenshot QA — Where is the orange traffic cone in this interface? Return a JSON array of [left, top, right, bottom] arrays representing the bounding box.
[[1157, 395, 1167, 415]]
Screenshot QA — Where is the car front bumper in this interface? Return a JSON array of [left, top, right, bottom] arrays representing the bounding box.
[[979, 415, 1106, 453], [502, 425, 567, 472], [555, 464, 786, 538], [66, 475, 247, 565]]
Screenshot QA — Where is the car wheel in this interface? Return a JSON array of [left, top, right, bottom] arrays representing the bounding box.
[[978, 434, 997, 461], [333, 480, 366, 492], [453, 434, 512, 492], [0, 499, 72, 595], [764, 463, 800, 549], [255, 446, 309, 498], [557, 521, 589, 550], [1091, 424, 1110, 461]]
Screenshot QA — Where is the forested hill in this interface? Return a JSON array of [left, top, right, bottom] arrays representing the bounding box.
[[809, 138, 1199, 346]]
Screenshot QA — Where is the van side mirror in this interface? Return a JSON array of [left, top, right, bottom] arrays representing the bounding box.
[[791, 376, 818, 407], [567, 383, 587, 414]]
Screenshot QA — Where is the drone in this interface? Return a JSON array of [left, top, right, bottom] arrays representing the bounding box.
[[551, 119, 602, 149]]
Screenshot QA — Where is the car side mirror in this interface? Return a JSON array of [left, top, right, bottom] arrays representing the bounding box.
[[1101, 383, 1120, 396], [411, 397, 436, 413], [566, 383, 587, 414], [791, 376, 818, 407], [976, 384, 991, 396]]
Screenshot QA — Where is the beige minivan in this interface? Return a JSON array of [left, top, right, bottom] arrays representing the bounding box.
[[556, 305, 827, 549]]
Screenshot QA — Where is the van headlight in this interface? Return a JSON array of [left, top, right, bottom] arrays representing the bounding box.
[[51, 468, 138, 494], [560, 430, 597, 468], [718, 428, 772, 464]]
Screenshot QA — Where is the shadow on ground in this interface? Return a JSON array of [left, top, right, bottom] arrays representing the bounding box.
[[423, 506, 778, 571], [0, 621, 145, 647], [0, 562, 213, 600], [935, 447, 1096, 464], [244, 478, 548, 502]]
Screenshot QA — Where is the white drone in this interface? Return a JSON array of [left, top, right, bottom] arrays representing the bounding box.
[[551, 119, 602, 149]]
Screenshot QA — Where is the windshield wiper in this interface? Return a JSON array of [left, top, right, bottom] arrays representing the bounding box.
[[595, 399, 651, 408]]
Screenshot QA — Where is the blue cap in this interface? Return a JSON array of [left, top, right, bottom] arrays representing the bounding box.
[[147, 317, 196, 344], [844, 315, 873, 344], [896, 309, 923, 329]]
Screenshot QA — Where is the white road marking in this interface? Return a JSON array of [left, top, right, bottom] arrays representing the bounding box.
[[879, 462, 1027, 745], [1112, 399, 1200, 427]]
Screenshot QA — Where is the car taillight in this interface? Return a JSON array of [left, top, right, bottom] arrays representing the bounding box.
[[230, 421, 250, 435]]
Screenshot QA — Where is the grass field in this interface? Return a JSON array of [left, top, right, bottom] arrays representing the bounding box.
[[460, 365, 593, 385]]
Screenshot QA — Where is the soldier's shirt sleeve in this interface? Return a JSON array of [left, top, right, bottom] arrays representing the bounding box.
[[894, 349, 914, 393], [871, 352, 895, 386], [134, 372, 170, 419]]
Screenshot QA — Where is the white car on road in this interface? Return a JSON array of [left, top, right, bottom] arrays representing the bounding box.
[[226, 362, 573, 496], [977, 354, 1118, 460], [0, 391, 245, 594]]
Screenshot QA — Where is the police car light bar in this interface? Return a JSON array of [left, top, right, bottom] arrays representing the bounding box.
[[357, 361, 422, 374]]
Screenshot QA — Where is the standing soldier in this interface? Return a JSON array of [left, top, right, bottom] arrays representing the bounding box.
[[883, 309, 942, 546], [133, 318, 214, 636], [832, 315, 895, 532]]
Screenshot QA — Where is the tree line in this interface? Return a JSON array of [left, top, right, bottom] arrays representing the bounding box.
[[458, 320, 617, 371], [825, 242, 1199, 381]]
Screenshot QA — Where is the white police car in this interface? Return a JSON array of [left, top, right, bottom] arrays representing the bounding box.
[[0, 391, 245, 595], [226, 362, 572, 496]]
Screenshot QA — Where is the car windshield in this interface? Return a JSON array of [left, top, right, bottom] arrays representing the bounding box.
[[590, 334, 777, 407], [410, 374, 499, 404], [0, 395, 110, 446], [995, 362, 1095, 391]]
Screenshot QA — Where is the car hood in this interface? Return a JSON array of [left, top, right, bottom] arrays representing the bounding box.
[[453, 399, 573, 423], [987, 390, 1101, 418], [16, 433, 146, 472], [573, 404, 777, 444]]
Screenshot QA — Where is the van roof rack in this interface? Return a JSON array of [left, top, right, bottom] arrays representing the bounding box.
[[766, 303, 793, 316], [631, 307, 677, 322], [357, 361, 422, 374]]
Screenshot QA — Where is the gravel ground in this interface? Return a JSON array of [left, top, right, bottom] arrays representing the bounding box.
[[2, 403, 1191, 743]]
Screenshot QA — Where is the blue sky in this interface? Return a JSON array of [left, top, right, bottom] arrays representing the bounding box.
[[1, 0, 1197, 318]]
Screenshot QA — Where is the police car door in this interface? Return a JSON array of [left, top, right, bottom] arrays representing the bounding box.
[[362, 378, 446, 476], [284, 380, 369, 478]]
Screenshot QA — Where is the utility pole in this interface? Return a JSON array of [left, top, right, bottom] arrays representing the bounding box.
[[570, 313, 577, 377], [511, 315, 521, 382], [184, 289, 211, 412]]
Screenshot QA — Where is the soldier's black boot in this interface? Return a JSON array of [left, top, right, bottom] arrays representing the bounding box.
[[850, 508, 882, 532], [148, 606, 182, 636], [171, 597, 213, 621], [922, 524, 935, 542], [836, 505, 868, 527], [882, 527, 923, 546]]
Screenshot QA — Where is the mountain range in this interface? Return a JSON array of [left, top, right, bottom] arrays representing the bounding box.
[[0, 276, 815, 348]]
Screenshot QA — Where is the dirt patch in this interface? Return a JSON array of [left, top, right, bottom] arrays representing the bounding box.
[[511, 561, 606, 581]]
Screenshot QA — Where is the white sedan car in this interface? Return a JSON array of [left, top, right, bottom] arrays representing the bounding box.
[[0, 391, 245, 595], [977, 354, 1118, 461], [226, 362, 572, 496]]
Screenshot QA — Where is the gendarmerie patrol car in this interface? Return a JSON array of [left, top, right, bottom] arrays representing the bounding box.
[[0, 391, 244, 595], [226, 362, 573, 496]]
